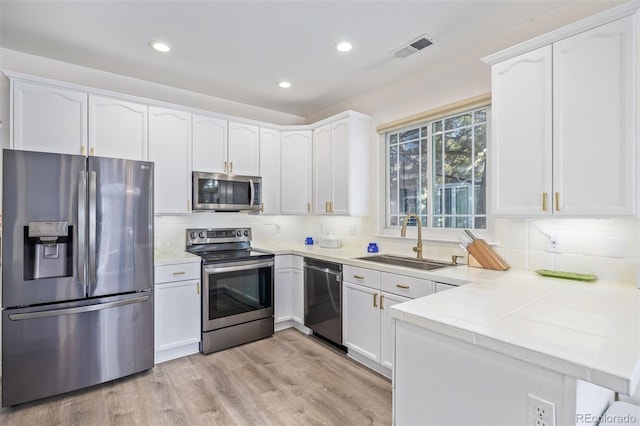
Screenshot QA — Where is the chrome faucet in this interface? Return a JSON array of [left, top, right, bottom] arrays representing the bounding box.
[[400, 214, 423, 260]]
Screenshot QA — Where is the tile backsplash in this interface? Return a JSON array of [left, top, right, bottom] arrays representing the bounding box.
[[155, 214, 640, 285]]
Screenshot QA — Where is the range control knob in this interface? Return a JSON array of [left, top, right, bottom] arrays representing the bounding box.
[[190, 231, 198, 239], [236, 230, 242, 237], [244, 230, 249, 236], [199, 231, 206, 239]]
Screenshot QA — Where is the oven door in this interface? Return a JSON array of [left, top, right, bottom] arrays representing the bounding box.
[[202, 258, 274, 331]]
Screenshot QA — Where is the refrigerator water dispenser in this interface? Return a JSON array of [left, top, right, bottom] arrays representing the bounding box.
[[24, 221, 73, 280]]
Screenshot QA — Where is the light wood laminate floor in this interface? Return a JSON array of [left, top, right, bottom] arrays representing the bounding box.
[[0, 328, 391, 425]]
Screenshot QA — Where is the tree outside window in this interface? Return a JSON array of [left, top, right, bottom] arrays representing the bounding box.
[[386, 107, 487, 230]]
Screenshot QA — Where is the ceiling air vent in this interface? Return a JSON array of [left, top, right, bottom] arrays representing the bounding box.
[[394, 34, 435, 58]]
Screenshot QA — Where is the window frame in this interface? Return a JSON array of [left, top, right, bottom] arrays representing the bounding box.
[[377, 106, 492, 242]]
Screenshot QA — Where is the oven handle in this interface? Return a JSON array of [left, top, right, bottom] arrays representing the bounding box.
[[204, 260, 274, 274]]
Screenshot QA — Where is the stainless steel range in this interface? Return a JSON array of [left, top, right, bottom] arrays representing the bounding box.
[[186, 228, 274, 354]]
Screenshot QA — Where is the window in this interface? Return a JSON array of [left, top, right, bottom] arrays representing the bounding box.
[[386, 107, 487, 231]]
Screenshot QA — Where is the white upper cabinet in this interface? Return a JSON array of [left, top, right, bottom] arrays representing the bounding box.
[[192, 119, 259, 176], [149, 106, 192, 215], [490, 15, 636, 216], [312, 114, 371, 216], [228, 121, 260, 176], [281, 130, 312, 215], [552, 17, 635, 216], [12, 80, 88, 155], [88, 95, 148, 160], [259, 127, 281, 215], [491, 46, 553, 216], [192, 114, 227, 173]]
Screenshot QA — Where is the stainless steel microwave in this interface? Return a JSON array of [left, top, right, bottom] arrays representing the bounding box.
[[192, 172, 261, 212]]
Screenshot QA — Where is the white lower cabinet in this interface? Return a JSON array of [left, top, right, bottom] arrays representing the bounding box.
[[291, 263, 304, 324], [380, 292, 410, 370], [154, 261, 201, 363], [274, 255, 305, 331], [343, 266, 432, 377], [274, 255, 293, 324]]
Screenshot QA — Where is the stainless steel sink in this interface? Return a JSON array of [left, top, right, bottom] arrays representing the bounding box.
[[354, 254, 454, 271]]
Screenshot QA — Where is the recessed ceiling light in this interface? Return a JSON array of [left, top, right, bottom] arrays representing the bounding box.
[[149, 40, 172, 53], [335, 41, 353, 53], [277, 81, 292, 89]]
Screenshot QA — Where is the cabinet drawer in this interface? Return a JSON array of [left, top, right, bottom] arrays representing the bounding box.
[[155, 263, 200, 284], [344, 265, 380, 290], [275, 255, 293, 269], [381, 273, 433, 299]]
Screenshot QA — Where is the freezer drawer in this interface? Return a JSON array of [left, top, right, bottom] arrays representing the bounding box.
[[1, 292, 154, 406]]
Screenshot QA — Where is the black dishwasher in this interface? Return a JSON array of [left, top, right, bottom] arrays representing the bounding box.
[[303, 258, 343, 347]]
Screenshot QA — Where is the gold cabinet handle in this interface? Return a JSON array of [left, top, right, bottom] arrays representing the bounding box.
[[261, 203, 264, 213], [230, 162, 233, 173], [196, 281, 200, 295], [325, 202, 330, 213], [373, 293, 378, 308], [172, 271, 186, 276], [81, 146, 86, 156], [353, 275, 364, 280], [555, 192, 560, 211], [224, 161, 228, 173], [330, 202, 333, 213], [188, 200, 191, 212], [307, 202, 311, 213], [90, 147, 95, 156], [542, 192, 548, 211], [396, 284, 410, 289], [380, 294, 384, 310]]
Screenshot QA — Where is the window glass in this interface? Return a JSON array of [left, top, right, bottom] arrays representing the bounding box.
[[386, 107, 488, 231]]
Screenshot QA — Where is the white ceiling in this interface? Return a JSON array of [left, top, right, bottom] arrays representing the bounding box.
[[0, 0, 625, 117]]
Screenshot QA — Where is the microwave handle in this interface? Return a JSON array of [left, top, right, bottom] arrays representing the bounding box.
[[249, 178, 255, 206]]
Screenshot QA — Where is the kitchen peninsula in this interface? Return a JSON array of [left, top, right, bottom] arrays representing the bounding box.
[[391, 272, 640, 425]]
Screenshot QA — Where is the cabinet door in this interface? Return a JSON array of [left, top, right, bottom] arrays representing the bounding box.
[[291, 267, 304, 324], [192, 114, 227, 173], [380, 292, 410, 370], [149, 107, 191, 214], [553, 17, 635, 216], [275, 268, 292, 323], [154, 279, 201, 352], [491, 45, 553, 216], [228, 122, 260, 175], [259, 127, 281, 214], [313, 123, 332, 214], [343, 281, 380, 362], [12, 80, 87, 155], [281, 130, 312, 215], [330, 118, 351, 215], [88, 95, 147, 161]]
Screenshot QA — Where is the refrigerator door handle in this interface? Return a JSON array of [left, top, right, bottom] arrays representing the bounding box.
[[77, 171, 87, 289], [88, 170, 97, 285], [7, 295, 151, 321]]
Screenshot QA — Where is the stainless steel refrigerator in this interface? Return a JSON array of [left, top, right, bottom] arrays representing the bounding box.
[[1, 149, 154, 407]]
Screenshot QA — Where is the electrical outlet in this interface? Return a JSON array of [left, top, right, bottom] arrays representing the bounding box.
[[528, 394, 556, 426], [545, 235, 561, 253]]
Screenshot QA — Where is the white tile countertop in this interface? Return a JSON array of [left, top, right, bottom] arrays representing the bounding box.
[[391, 269, 640, 396], [154, 247, 201, 266]]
